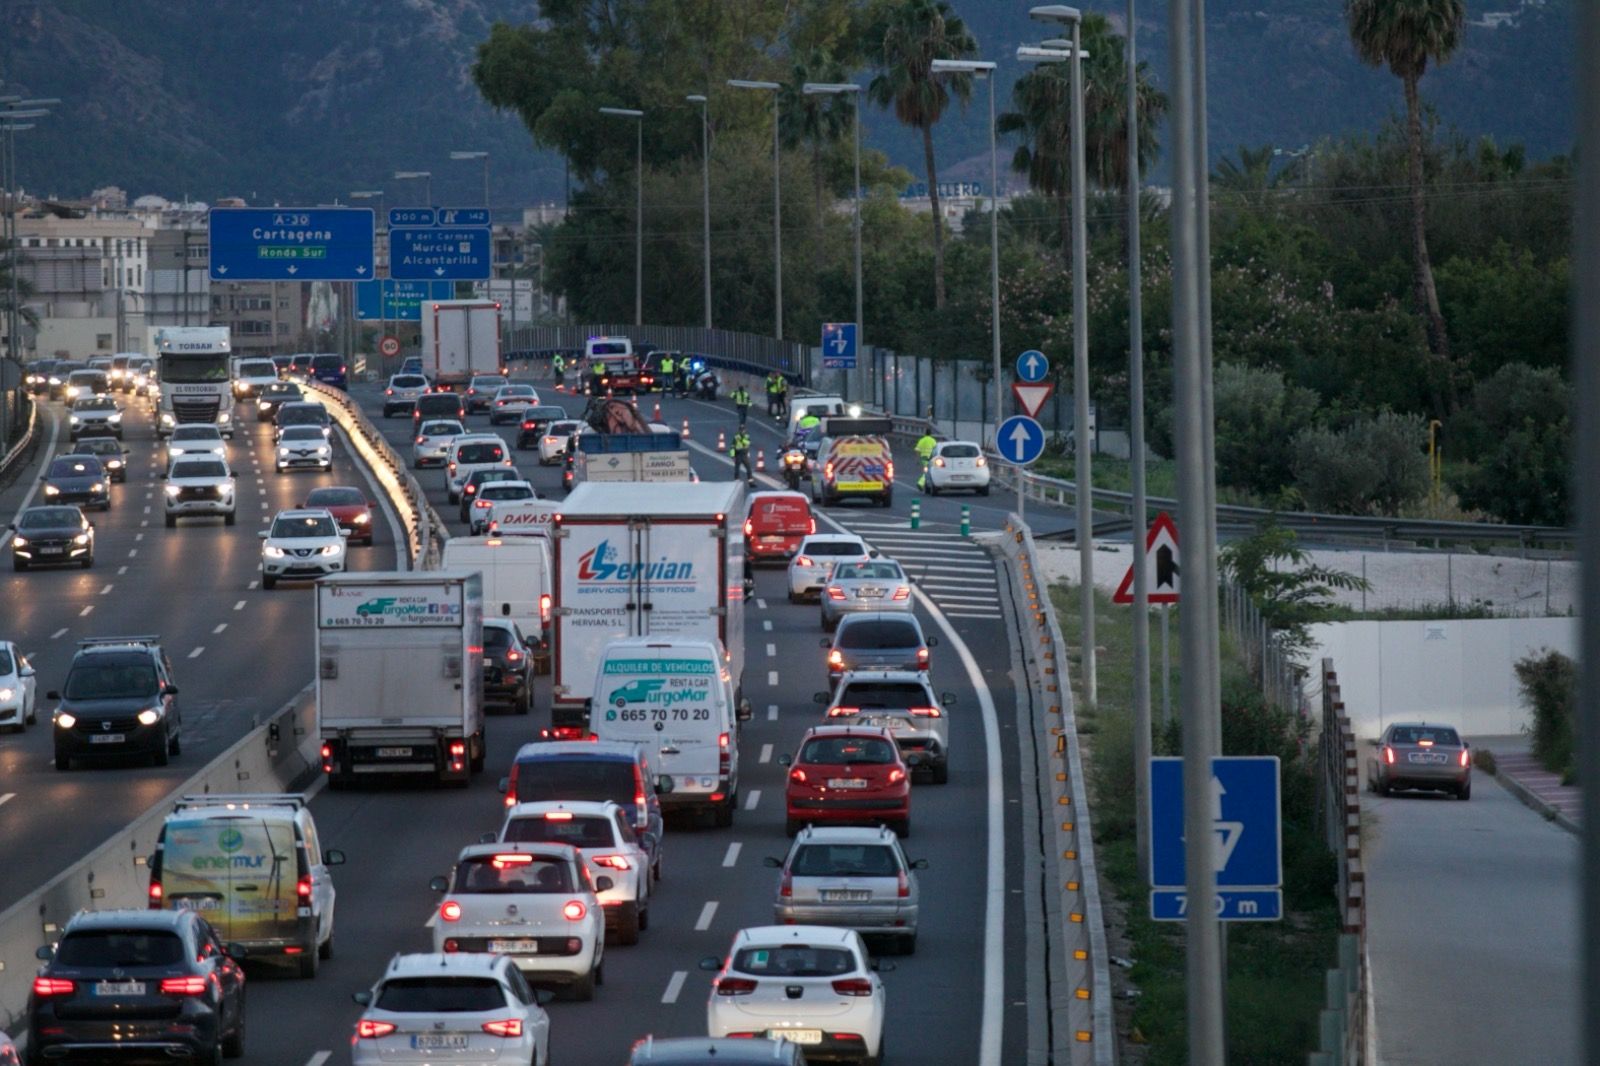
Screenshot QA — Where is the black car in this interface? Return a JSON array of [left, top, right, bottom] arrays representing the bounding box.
[[482, 619, 533, 713], [457, 467, 522, 522], [47, 361, 85, 400], [41, 455, 111, 511], [29, 909, 246, 1063], [256, 381, 304, 421], [25, 358, 60, 395], [49, 636, 182, 769], [9, 505, 94, 571], [65, 436, 130, 482], [515, 404, 570, 449], [413, 391, 466, 425]]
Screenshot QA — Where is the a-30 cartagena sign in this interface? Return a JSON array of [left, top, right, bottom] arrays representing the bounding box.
[[318, 584, 463, 627]]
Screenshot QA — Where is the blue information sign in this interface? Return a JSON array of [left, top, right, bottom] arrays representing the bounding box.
[[1149, 756, 1283, 922], [389, 207, 435, 228], [996, 415, 1046, 466], [821, 322, 858, 370], [355, 280, 455, 321], [208, 208, 375, 281], [1015, 349, 1049, 383], [437, 207, 490, 227], [389, 227, 492, 280]]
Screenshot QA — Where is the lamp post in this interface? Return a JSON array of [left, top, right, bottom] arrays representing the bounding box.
[[803, 82, 862, 399], [393, 170, 432, 206], [350, 190, 386, 354], [450, 150, 491, 209], [728, 79, 784, 340], [598, 107, 645, 326], [930, 60, 1000, 443], [686, 94, 713, 331]]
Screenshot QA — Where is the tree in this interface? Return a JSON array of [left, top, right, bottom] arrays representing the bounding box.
[[867, 0, 978, 310], [1345, 0, 1466, 411], [1290, 410, 1430, 515], [1452, 363, 1571, 525], [1212, 144, 1286, 205], [1219, 518, 1371, 663]]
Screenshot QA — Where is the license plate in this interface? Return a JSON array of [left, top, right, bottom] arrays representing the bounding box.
[[773, 1030, 824, 1045], [90, 733, 126, 744], [40, 545, 64, 554], [1408, 752, 1447, 764], [762, 535, 786, 543], [377, 747, 412, 758], [859, 589, 885, 598], [862, 717, 905, 732], [95, 980, 145, 996], [951, 474, 972, 482], [413, 1034, 470, 1050], [828, 778, 868, 789], [821, 890, 872, 902], [489, 939, 541, 953]]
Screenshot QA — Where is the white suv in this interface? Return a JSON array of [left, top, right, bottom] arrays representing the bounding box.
[[446, 435, 513, 502], [164, 457, 237, 527], [823, 670, 954, 784], [275, 424, 333, 473], [351, 953, 551, 1065], [259, 508, 348, 589], [382, 374, 430, 418], [164, 424, 227, 464], [497, 800, 653, 945]]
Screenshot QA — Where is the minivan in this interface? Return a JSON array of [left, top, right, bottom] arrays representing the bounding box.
[[744, 490, 815, 565], [310, 353, 348, 389], [589, 636, 745, 828], [440, 535, 553, 673], [499, 740, 665, 882]]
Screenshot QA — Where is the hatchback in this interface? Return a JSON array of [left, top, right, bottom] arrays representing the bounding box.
[[256, 381, 304, 420], [821, 561, 913, 630], [302, 485, 375, 544], [68, 395, 123, 439], [465, 373, 509, 413], [924, 440, 990, 495], [382, 373, 430, 417], [447, 436, 514, 502], [41, 455, 111, 511], [413, 418, 465, 468], [781, 726, 911, 838], [164, 424, 227, 463], [766, 825, 927, 954], [274, 401, 332, 440], [481, 619, 534, 713], [9, 505, 94, 571], [351, 953, 551, 1066], [1367, 721, 1472, 799], [0, 641, 38, 732], [825, 613, 935, 682], [276, 424, 333, 472], [538, 419, 585, 465], [65, 436, 129, 482], [468, 479, 537, 533], [414, 391, 467, 426], [822, 672, 955, 785]]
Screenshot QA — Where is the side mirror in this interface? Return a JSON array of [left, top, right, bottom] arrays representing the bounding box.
[[19, 664, 35, 678], [479, 832, 496, 844], [940, 692, 958, 706], [428, 876, 449, 893], [338, 529, 351, 538], [323, 849, 346, 867], [498, 777, 511, 794], [257, 531, 269, 539], [594, 875, 614, 893], [225, 942, 248, 959], [777, 753, 793, 768], [813, 692, 829, 704], [926, 635, 940, 648], [656, 775, 675, 795], [868, 549, 881, 558], [35, 944, 54, 961], [762, 856, 783, 869], [352, 990, 373, 1006], [737, 698, 752, 723], [698, 956, 722, 972], [533, 988, 556, 1006], [909, 858, 930, 870], [162, 685, 179, 697]]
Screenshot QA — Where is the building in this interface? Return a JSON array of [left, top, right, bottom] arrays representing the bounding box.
[[14, 211, 150, 358], [209, 280, 305, 354], [145, 227, 210, 329]]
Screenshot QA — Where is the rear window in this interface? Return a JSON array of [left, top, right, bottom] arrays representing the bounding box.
[[1390, 726, 1461, 745], [376, 976, 507, 1013], [939, 444, 981, 458], [804, 540, 867, 557], [836, 620, 921, 650], [590, 341, 629, 356], [418, 395, 463, 413], [457, 443, 505, 464], [834, 562, 902, 581], [799, 736, 897, 765], [484, 626, 515, 650], [732, 945, 855, 977], [239, 361, 276, 376], [791, 844, 900, 878], [393, 375, 428, 388], [836, 681, 931, 708], [482, 484, 533, 500], [500, 815, 614, 849], [56, 930, 185, 967], [513, 759, 635, 807], [419, 420, 461, 436], [452, 853, 575, 894], [278, 406, 327, 424], [312, 355, 342, 369]]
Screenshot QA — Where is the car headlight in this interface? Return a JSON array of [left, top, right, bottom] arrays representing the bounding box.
[[48, 376, 61, 385], [278, 447, 290, 456], [321, 426, 332, 437], [320, 544, 342, 556], [65, 386, 80, 398], [91, 483, 105, 492], [218, 413, 231, 423], [353, 513, 370, 524], [11, 535, 25, 547], [161, 413, 176, 425], [43, 485, 59, 495], [263, 545, 286, 558], [258, 399, 270, 409], [108, 412, 123, 423], [315, 445, 330, 456], [69, 416, 81, 425], [73, 533, 90, 545], [137, 709, 161, 726], [165, 484, 182, 496], [107, 459, 123, 469], [0, 687, 13, 701], [55, 713, 76, 729]]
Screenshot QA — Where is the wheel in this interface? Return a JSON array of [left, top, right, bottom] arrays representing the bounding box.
[[169, 728, 182, 756], [1458, 780, 1472, 801], [612, 902, 641, 946], [785, 818, 801, 837], [166, 513, 177, 528], [880, 491, 893, 508], [470, 738, 485, 774], [80, 554, 93, 569], [275, 464, 284, 473], [892, 819, 910, 839], [788, 590, 800, 603], [638, 903, 650, 932], [715, 794, 735, 828], [27, 703, 36, 726], [224, 511, 236, 527], [319, 927, 333, 959], [54, 751, 69, 771], [979, 485, 991, 496], [262, 574, 276, 590], [297, 944, 319, 978], [925, 481, 937, 496], [221, 999, 245, 1059], [152, 734, 170, 767], [12, 558, 25, 572], [931, 760, 949, 785], [570, 966, 596, 1002], [899, 933, 917, 957], [516, 685, 531, 716]]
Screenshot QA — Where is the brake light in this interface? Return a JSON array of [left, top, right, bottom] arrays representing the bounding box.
[[743, 518, 754, 537], [832, 977, 874, 996], [475, 498, 493, 509], [160, 976, 209, 996], [933, 457, 945, 467], [893, 587, 911, 601], [1417, 738, 1434, 748], [563, 900, 587, 921], [592, 854, 632, 870], [827, 705, 859, 718], [492, 854, 534, 868], [715, 977, 758, 996], [544, 435, 557, 444], [780, 868, 793, 898], [789, 768, 808, 784], [483, 1018, 524, 1038], [507, 649, 522, 662], [888, 767, 906, 784], [32, 977, 75, 997], [828, 650, 844, 668], [297, 875, 312, 899], [719, 731, 730, 777], [540, 593, 552, 626], [824, 461, 835, 481], [385, 388, 393, 395], [544, 811, 574, 821], [504, 763, 520, 807], [796, 555, 814, 567], [917, 647, 930, 667], [827, 587, 846, 601], [321, 742, 334, 773], [897, 870, 911, 898], [1459, 749, 1470, 767], [416, 436, 425, 444], [440, 901, 462, 922], [910, 706, 942, 718], [1383, 746, 1395, 765], [465, 484, 476, 495], [885, 460, 895, 480], [808, 517, 817, 534], [148, 880, 163, 907], [357, 1020, 397, 1039]]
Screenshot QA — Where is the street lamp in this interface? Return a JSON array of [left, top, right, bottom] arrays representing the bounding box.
[[450, 150, 491, 209], [728, 79, 784, 340], [686, 94, 713, 331], [599, 107, 645, 326], [393, 170, 432, 205], [803, 82, 863, 400]]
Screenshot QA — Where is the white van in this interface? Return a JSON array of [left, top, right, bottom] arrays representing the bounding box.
[[440, 535, 553, 673], [787, 394, 852, 438], [590, 636, 746, 827]]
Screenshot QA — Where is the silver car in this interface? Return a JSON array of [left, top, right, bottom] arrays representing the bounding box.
[[787, 534, 874, 603], [825, 612, 935, 684], [765, 825, 925, 954], [1367, 721, 1472, 799], [820, 559, 912, 630], [820, 670, 954, 784], [381, 373, 430, 417], [412, 418, 464, 469]]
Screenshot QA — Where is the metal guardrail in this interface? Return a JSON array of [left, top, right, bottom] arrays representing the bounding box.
[[506, 323, 808, 377], [0, 392, 38, 479], [1311, 659, 1368, 1065]]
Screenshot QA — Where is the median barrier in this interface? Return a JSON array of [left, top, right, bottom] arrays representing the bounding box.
[[0, 394, 38, 480]]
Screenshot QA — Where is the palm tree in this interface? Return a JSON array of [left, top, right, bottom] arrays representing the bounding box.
[[1345, 0, 1465, 396], [782, 48, 854, 277], [1211, 144, 1281, 204], [867, 0, 978, 310]]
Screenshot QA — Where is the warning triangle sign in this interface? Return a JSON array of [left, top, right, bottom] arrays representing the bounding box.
[[1113, 511, 1181, 604], [1011, 382, 1054, 419]]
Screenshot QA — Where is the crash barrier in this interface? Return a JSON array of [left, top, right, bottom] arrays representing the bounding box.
[[0, 688, 320, 1039], [0, 390, 38, 479], [1310, 659, 1368, 1065], [995, 515, 1114, 1065], [505, 323, 807, 378]]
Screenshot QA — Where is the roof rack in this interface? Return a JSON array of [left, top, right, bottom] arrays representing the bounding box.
[[174, 793, 305, 811], [76, 635, 161, 648]]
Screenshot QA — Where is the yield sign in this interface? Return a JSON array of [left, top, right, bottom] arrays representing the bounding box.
[[1114, 511, 1181, 604], [1011, 382, 1054, 419]]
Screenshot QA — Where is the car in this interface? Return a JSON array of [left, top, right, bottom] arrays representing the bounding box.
[[821, 671, 954, 785], [351, 952, 551, 1066], [47, 361, 84, 400], [164, 423, 227, 464], [164, 456, 237, 526], [489, 383, 540, 424], [428, 842, 608, 999], [129, 357, 157, 396], [537, 419, 585, 465], [765, 826, 927, 954], [302, 485, 375, 545], [924, 439, 990, 495], [274, 400, 332, 440], [700, 925, 888, 1062], [232, 357, 280, 400], [48, 635, 182, 770], [412, 418, 465, 469], [465, 478, 535, 531], [256, 380, 304, 420], [28, 909, 246, 1064], [259, 508, 349, 589], [9, 505, 94, 571], [67, 395, 124, 440], [629, 1036, 806, 1065], [745, 491, 815, 565], [821, 560, 913, 630], [382, 373, 431, 417], [41, 454, 111, 511], [63, 368, 110, 401], [65, 436, 129, 482], [781, 725, 911, 837], [398, 355, 424, 375], [1367, 721, 1472, 799], [496, 800, 654, 945], [787, 535, 875, 603], [414, 391, 468, 426], [465, 373, 510, 413], [269, 354, 294, 376], [825, 614, 935, 683], [584, 354, 653, 395], [276, 424, 334, 472], [310, 352, 347, 389], [0, 641, 39, 732], [446, 435, 514, 503], [24, 358, 60, 395], [108, 353, 136, 390], [499, 741, 665, 883], [516, 405, 570, 450], [288, 353, 316, 378], [0, 1028, 16, 1066], [481, 619, 534, 713]]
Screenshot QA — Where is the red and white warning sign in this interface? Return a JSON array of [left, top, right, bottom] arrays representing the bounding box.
[[1011, 382, 1055, 419], [1113, 511, 1181, 604], [379, 335, 401, 357]]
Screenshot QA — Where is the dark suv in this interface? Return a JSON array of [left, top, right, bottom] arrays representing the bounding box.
[[310, 352, 348, 389], [29, 909, 246, 1063], [500, 741, 665, 883], [48, 636, 182, 770]]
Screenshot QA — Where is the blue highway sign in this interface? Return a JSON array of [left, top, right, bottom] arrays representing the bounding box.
[[390, 227, 492, 280], [438, 207, 490, 227], [996, 415, 1046, 466], [1149, 755, 1282, 922], [356, 280, 455, 321], [208, 208, 374, 281], [1015, 349, 1049, 383], [390, 208, 435, 228], [821, 322, 858, 370]]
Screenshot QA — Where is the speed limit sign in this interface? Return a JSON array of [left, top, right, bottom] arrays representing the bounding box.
[[379, 335, 401, 358]]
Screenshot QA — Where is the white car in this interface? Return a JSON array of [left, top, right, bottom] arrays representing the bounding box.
[[413, 418, 465, 469], [496, 800, 653, 945], [537, 419, 585, 466], [787, 535, 875, 603], [163, 424, 227, 464], [470, 480, 538, 535], [276, 424, 334, 472], [489, 384, 540, 424], [67, 395, 123, 440], [0, 1029, 16, 1066], [382, 373, 431, 417], [429, 842, 607, 1000], [232, 358, 280, 400], [259, 508, 349, 589], [164, 457, 237, 526], [925, 440, 990, 495], [0, 641, 39, 733], [702, 925, 888, 1059], [446, 435, 513, 503], [350, 953, 551, 1066]]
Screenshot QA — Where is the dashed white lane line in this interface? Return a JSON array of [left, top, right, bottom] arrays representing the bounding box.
[[756, 597, 768, 610], [247, 580, 258, 590], [744, 789, 760, 811], [188, 646, 205, 659], [694, 901, 718, 931], [767, 704, 778, 722], [766, 643, 776, 657], [78, 606, 93, 617], [721, 842, 741, 868], [661, 971, 688, 1005], [142, 505, 150, 514], [763, 619, 773, 632], [127, 548, 137, 557], [0, 793, 14, 808], [134, 533, 144, 542], [139, 520, 148, 528], [212, 623, 228, 635], [233, 600, 246, 611], [759, 743, 773, 764], [116, 566, 127, 576], [99, 584, 113, 595], [259, 501, 269, 509], [767, 670, 778, 686], [304, 1053, 332, 1066], [50, 628, 67, 639]]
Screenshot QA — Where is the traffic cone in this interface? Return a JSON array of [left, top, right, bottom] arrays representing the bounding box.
[[756, 450, 766, 473], [717, 430, 726, 451], [606, 387, 613, 399], [654, 401, 662, 421], [681, 418, 691, 440]]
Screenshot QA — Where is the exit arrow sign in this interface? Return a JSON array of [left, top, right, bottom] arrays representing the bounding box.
[[1012, 382, 1054, 418]]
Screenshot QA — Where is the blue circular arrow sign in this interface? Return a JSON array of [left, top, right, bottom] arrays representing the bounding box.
[[996, 415, 1046, 466], [1015, 349, 1049, 383]]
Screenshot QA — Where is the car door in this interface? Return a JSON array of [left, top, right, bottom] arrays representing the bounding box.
[[17, 651, 37, 719], [199, 920, 246, 1027], [611, 810, 649, 899]]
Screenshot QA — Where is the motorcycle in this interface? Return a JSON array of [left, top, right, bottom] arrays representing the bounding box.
[[695, 370, 720, 401], [779, 446, 808, 491]]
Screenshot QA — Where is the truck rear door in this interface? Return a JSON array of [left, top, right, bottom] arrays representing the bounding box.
[[638, 519, 725, 639]]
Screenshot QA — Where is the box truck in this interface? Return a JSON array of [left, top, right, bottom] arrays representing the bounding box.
[[573, 432, 692, 485], [422, 299, 502, 391], [440, 536, 554, 673], [550, 482, 750, 732], [314, 572, 485, 787]]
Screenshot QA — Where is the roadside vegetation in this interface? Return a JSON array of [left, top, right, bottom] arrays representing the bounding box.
[[1515, 649, 1576, 783]]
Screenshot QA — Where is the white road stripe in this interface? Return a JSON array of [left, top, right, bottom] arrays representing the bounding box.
[[756, 597, 768, 610], [767, 670, 778, 686], [945, 612, 1005, 620], [134, 533, 144, 542], [99, 584, 112, 595], [763, 619, 773, 631], [247, 580, 258, 590], [139, 520, 147, 527], [767, 704, 778, 721], [188, 646, 205, 659], [721, 842, 742, 868], [694, 901, 718, 932], [142, 505, 150, 514], [234, 600, 246, 610], [304, 1053, 332, 1066], [51, 628, 67, 639], [766, 643, 776, 657], [760, 743, 773, 764], [0, 793, 15, 808], [116, 566, 127, 576], [128, 548, 138, 557], [213, 623, 228, 634], [744, 789, 760, 811], [661, 971, 688, 1005], [926, 592, 1003, 603], [904, 563, 994, 574], [78, 605, 93, 617]]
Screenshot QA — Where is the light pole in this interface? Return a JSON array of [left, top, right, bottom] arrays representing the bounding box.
[[803, 82, 863, 399], [450, 150, 491, 209], [598, 107, 645, 326], [686, 94, 713, 331], [351, 190, 386, 354], [728, 80, 784, 340], [930, 60, 1000, 443], [393, 170, 432, 206]]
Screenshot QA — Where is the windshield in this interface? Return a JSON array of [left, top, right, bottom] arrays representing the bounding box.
[[498, 386, 534, 397], [306, 488, 364, 507], [752, 498, 810, 528], [526, 408, 568, 423], [281, 426, 326, 441], [512, 759, 635, 807], [263, 383, 301, 398], [552, 421, 583, 435], [56, 930, 184, 968], [834, 562, 903, 582], [484, 626, 517, 650], [482, 485, 533, 500], [19, 507, 81, 529], [68, 372, 106, 386], [471, 376, 503, 389], [73, 397, 116, 411], [159, 354, 231, 383], [418, 395, 463, 413], [375, 977, 507, 1013], [171, 427, 220, 442], [836, 681, 933, 709], [837, 620, 922, 650], [452, 854, 575, 894], [64, 659, 159, 700], [732, 945, 856, 978], [500, 815, 613, 849], [590, 341, 629, 356], [49, 457, 102, 478], [799, 736, 897, 765], [278, 406, 326, 424], [75, 439, 120, 456], [791, 844, 900, 878], [271, 515, 338, 538], [456, 443, 505, 464], [172, 460, 228, 479], [311, 355, 341, 369]]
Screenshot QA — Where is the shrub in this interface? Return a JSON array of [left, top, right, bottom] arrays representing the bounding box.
[[1291, 410, 1429, 515], [1515, 649, 1576, 780]]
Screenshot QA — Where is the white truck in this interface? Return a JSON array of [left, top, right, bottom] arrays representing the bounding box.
[[573, 431, 693, 485], [314, 572, 486, 788], [550, 482, 750, 733], [439, 536, 554, 674], [422, 298, 502, 392], [153, 326, 234, 438], [486, 498, 561, 538]]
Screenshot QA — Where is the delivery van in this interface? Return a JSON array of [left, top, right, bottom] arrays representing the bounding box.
[[147, 794, 345, 978], [744, 490, 815, 564], [589, 636, 748, 827], [441, 536, 553, 673], [813, 416, 896, 508]]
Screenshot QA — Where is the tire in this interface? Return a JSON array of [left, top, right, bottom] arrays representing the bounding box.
[[262, 574, 276, 590], [516, 685, 531, 716], [27, 703, 36, 725], [900, 933, 917, 957], [979, 485, 991, 496], [152, 736, 170, 767], [80, 555, 93, 569], [298, 947, 319, 978], [714, 796, 735, 828], [470, 738, 486, 775], [319, 927, 333, 959], [892, 819, 910, 839], [221, 1000, 245, 1059], [788, 590, 799, 604], [570, 966, 596, 1002], [54, 751, 69, 771], [612, 902, 641, 946], [224, 511, 236, 527], [638, 903, 650, 932], [169, 728, 182, 756], [1458, 780, 1472, 801], [931, 760, 949, 785], [166, 513, 177, 528], [12, 558, 25, 572]]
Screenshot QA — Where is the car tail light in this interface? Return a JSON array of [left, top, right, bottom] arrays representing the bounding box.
[[440, 901, 462, 922], [416, 435, 425, 444], [1418, 738, 1434, 748], [592, 854, 631, 870], [743, 519, 754, 537], [544, 435, 557, 444], [160, 976, 210, 996], [827, 587, 846, 601], [898, 870, 911, 898], [1459, 749, 1470, 767], [796, 555, 814, 568], [475, 499, 493, 509], [888, 767, 906, 784], [828, 650, 844, 668], [483, 1018, 524, 1038], [321, 742, 334, 773], [780, 869, 793, 898], [885, 460, 895, 480], [562, 900, 587, 921], [506, 649, 522, 662], [385, 388, 393, 395], [832, 977, 874, 996], [827, 705, 859, 718], [297, 875, 312, 899], [148, 880, 163, 907], [719, 732, 730, 778], [789, 768, 808, 784], [442, 938, 460, 952], [917, 647, 929, 666], [824, 461, 835, 481], [465, 484, 477, 495], [715, 977, 758, 996], [504, 762, 520, 807], [909, 706, 942, 718], [1383, 746, 1395, 765], [934, 457, 945, 467], [32, 977, 75, 997], [893, 587, 911, 601], [540, 593, 552, 626], [492, 854, 534, 868], [357, 1020, 397, 1039], [340, 366, 347, 374]]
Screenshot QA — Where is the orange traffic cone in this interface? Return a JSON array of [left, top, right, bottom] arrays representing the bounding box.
[[653, 401, 662, 421], [717, 430, 726, 451], [756, 449, 766, 473], [606, 387, 613, 399], [681, 418, 691, 439]]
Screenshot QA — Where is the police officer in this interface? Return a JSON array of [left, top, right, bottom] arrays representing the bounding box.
[[773, 373, 789, 421], [551, 351, 565, 391], [766, 371, 783, 418], [659, 353, 675, 395], [729, 427, 754, 483], [678, 359, 693, 395], [730, 384, 752, 427], [798, 410, 821, 433], [915, 430, 938, 490]]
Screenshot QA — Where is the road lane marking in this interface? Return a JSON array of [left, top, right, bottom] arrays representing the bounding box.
[[51, 628, 67, 639], [763, 619, 773, 631], [142, 505, 150, 514], [247, 580, 258, 590], [768, 670, 778, 686], [0, 407, 61, 551], [694, 901, 718, 931], [99, 584, 112, 595], [766, 643, 776, 657], [116, 566, 127, 576], [0, 793, 15, 808], [767, 704, 778, 721], [661, 971, 688, 1005], [745, 789, 760, 811], [139, 520, 147, 527], [721, 842, 741, 868], [128, 548, 137, 557], [134, 533, 143, 542], [304, 1054, 332, 1066], [760, 743, 773, 764], [234, 600, 246, 610], [78, 606, 93, 617], [188, 646, 205, 659], [213, 623, 227, 634]]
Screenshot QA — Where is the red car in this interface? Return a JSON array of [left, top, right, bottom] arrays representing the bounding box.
[[302, 485, 375, 545], [781, 726, 911, 838], [744, 491, 815, 565]]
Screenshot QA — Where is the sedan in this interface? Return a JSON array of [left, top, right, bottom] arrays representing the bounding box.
[[489, 384, 540, 424], [465, 479, 536, 531], [65, 437, 129, 482], [164, 424, 227, 464], [924, 440, 990, 495], [781, 726, 911, 838], [788, 535, 875, 604], [350, 953, 551, 1066], [537, 419, 585, 466], [275, 425, 333, 472], [0, 641, 39, 732], [41, 455, 111, 511], [256, 381, 304, 421], [381, 373, 430, 417], [821, 560, 913, 631], [302, 485, 375, 545], [765, 825, 927, 954], [516, 405, 569, 451], [825, 614, 936, 683], [1367, 721, 1472, 799], [464, 373, 509, 413], [412, 418, 465, 469], [9, 505, 94, 571], [701, 925, 888, 1061], [259, 509, 349, 589]]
